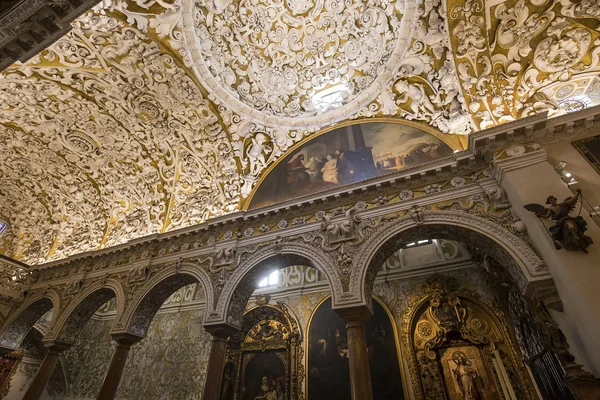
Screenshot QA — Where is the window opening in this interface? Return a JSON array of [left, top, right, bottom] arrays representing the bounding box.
[[258, 270, 279, 288]]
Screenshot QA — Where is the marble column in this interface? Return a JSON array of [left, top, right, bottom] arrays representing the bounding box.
[[202, 324, 237, 400], [336, 306, 374, 400], [495, 153, 600, 376], [96, 333, 142, 400], [22, 340, 71, 400]]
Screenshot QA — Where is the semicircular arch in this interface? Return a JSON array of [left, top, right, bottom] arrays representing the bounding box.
[[116, 261, 213, 338], [0, 290, 61, 351], [209, 241, 342, 329], [353, 210, 546, 308], [46, 278, 125, 342]]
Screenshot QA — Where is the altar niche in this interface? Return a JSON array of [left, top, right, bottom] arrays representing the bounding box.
[[221, 302, 302, 400], [404, 277, 536, 400]]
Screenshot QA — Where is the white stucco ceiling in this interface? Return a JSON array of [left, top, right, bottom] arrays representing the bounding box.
[[1, 0, 599, 263]]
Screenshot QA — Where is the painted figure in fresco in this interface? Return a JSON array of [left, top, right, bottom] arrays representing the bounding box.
[[525, 189, 593, 253], [304, 156, 324, 182], [321, 155, 339, 184], [452, 351, 482, 400], [254, 376, 278, 400], [221, 363, 235, 400], [287, 154, 310, 187]]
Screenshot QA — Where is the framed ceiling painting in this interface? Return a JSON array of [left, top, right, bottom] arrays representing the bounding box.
[[247, 121, 456, 209], [572, 134, 600, 174]]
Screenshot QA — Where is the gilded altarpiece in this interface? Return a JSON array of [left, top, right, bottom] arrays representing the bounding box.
[[224, 302, 303, 400], [404, 278, 535, 400]]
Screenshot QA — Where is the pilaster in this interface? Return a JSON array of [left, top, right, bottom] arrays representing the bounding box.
[[494, 149, 600, 376]]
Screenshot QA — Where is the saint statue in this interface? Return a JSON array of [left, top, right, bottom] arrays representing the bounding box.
[[452, 351, 482, 400], [525, 189, 593, 253]]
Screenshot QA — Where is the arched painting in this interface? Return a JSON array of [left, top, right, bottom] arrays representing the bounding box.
[[248, 121, 453, 208], [307, 297, 404, 400]]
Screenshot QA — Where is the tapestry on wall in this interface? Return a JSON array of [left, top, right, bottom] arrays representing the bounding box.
[[248, 122, 452, 208], [307, 297, 404, 400]]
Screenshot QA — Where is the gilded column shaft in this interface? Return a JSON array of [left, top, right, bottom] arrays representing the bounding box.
[[346, 320, 374, 400]]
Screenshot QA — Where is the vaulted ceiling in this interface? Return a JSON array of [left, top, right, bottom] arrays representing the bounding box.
[[1, 0, 598, 264]]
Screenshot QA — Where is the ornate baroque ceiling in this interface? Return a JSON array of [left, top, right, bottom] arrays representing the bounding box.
[[1, 0, 599, 264]]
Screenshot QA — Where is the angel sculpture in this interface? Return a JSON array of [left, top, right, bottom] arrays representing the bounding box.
[[525, 189, 593, 253]]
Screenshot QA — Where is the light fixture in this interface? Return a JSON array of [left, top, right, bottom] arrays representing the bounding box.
[[554, 161, 578, 185]]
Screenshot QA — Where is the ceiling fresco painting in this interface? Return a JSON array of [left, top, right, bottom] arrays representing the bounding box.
[[248, 121, 454, 208], [1, 0, 600, 264]]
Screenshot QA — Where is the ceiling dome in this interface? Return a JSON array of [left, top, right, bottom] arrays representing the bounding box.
[[182, 0, 414, 128]]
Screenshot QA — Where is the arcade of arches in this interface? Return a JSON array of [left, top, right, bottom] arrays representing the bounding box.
[[3, 0, 600, 399]]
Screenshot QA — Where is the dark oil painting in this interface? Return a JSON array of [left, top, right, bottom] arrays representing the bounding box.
[[241, 351, 287, 400], [307, 297, 404, 400], [572, 134, 600, 175], [249, 122, 452, 208]]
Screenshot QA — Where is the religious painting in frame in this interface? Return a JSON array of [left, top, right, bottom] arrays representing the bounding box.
[[572, 134, 600, 174], [306, 296, 406, 400], [248, 121, 454, 208], [241, 350, 287, 400], [438, 345, 499, 400]]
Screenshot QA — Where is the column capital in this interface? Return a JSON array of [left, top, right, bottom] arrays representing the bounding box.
[[335, 305, 373, 326], [110, 332, 143, 347], [203, 323, 239, 339]]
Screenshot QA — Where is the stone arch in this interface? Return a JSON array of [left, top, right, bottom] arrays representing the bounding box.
[[0, 290, 61, 351], [46, 278, 125, 343], [116, 262, 213, 337], [209, 241, 342, 328], [353, 210, 546, 308]]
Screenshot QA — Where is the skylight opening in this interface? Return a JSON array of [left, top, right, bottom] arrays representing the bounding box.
[[258, 270, 279, 288], [404, 239, 432, 248], [312, 83, 350, 113]]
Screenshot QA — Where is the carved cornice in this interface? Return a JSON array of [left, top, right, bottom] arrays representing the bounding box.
[[0, 0, 100, 70], [19, 125, 569, 288]]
